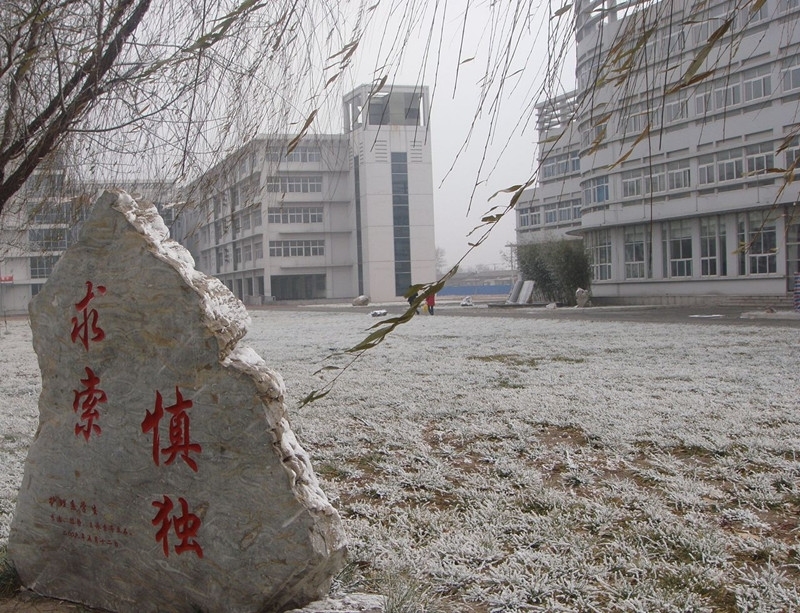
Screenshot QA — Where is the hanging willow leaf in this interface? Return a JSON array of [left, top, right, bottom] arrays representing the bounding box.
[[297, 389, 331, 409], [488, 184, 524, 201], [586, 126, 608, 155], [182, 0, 268, 54], [350, 269, 460, 351], [607, 124, 651, 170], [666, 69, 715, 94], [776, 129, 800, 153], [286, 109, 318, 155], [552, 3, 573, 18], [369, 75, 388, 98], [681, 18, 732, 86], [328, 41, 358, 61], [509, 181, 534, 206]]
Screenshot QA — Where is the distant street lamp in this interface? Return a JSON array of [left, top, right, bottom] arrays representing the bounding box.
[[505, 242, 517, 271]]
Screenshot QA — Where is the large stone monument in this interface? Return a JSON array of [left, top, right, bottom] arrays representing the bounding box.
[[8, 190, 347, 612]]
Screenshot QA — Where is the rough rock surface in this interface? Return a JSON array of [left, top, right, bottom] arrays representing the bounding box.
[[8, 190, 346, 613]]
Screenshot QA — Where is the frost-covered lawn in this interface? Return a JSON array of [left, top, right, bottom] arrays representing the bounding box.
[[2, 309, 799, 612]]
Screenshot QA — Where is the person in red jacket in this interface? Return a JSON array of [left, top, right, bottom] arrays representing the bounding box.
[[425, 292, 436, 315]]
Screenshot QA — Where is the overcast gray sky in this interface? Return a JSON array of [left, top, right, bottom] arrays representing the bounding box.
[[340, 2, 576, 270]]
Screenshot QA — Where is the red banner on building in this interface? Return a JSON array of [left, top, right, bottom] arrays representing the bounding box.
[[0, 275, 13, 284]]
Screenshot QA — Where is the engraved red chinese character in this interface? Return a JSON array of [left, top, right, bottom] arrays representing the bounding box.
[[73, 367, 106, 440], [151, 496, 203, 558], [71, 281, 106, 350], [142, 386, 201, 471]]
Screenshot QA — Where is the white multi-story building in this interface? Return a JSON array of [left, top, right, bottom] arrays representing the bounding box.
[[0, 84, 435, 314], [176, 84, 436, 303], [0, 171, 177, 316], [0, 162, 76, 315], [517, 0, 800, 304]]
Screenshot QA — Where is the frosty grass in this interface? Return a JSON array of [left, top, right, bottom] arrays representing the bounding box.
[[1, 308, 798, 612]]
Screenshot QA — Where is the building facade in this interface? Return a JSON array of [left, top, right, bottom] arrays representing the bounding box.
[[517, 0, 800, 304], [0, 172, 177, 316], [0, 84, 436, 314], [176, 84, 436, 303]]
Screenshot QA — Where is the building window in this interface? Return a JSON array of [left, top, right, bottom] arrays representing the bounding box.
[[624, 225, 650, 279], [698, 155, 715, 185], [667, 161, 691, 190], [700, 217, 727, 276], [285, 146, 322, 163], [27, 201, 72, 225], [782, 56, 800, 91], [588, 230, 612, 281], [541, 151, 580, 179], [252, 209, 262, 226], [520, 208, 542, 228], [581, 121, 608, 148], [391, 151, 412, 296], [785, 136, 800, 172], [265, 176, 322, 193], [745, 142, 774, 176], [661, 28, 685, 56], [714, 82, 741, 109], [243, 244, 252, 262], [664, 92, 688, 123], [29, 255, 60, 279], [583, 176, 609, 205], [242, 212, 251, 230], [663, 220, 693, 278], [743, 66, 772, 102], [267, 206, 324, 224], [738, 211, 777, 274], [544, 203, 558, 224], [749, 0, 770, 20], [234, 246, 242, 265], [28, 228, 68, 251], [572, 200, 582, 220], [622, 170, 642, 198], [644, 165, 666, 194], [695, 87, 713, 116], [254, 241, 263, 260], [558, 202, 572, 222], [268, 240, 325, 257], [265, 145, 322, 163], [717, 149, 744, 181], [571, 152, 581, 172]]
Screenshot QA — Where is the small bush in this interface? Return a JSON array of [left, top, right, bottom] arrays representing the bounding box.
[[517, 239, 591, 305], [0, 546, 21, 599]]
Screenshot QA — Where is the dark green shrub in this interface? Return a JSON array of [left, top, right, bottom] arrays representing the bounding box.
[[517, 239, 591, 305]]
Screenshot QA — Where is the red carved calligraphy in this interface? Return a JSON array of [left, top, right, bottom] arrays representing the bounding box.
[[71, 281, 106, 350], [142, 387, 205, 559], [73, 367, 106, 440], [151, 496, 203, 558], [142, 386, 201, 471]]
